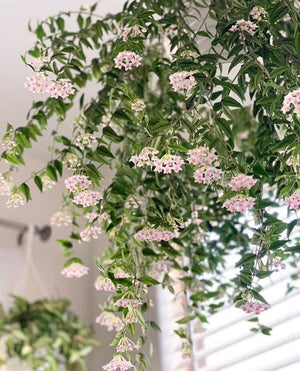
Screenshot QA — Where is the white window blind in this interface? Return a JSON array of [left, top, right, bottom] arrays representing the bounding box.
[[157, 265, 300, 371]]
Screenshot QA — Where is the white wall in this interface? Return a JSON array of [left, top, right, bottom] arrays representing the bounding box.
[[0, 1, 162, 369]]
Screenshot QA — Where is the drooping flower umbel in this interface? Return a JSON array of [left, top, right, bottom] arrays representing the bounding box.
[[114, 51, 142, 70], [95, 311, 123, 332], [223, 195, 256, 213], [61, 263, 89, 278], [188, 146, 222, 185], [285, 189, 300, 209], [135, 228, 175, 242], [228, 174, 257, 191], [229, 19, 258, 36], [102, 356, 134, 371], [281, 88, 300, 115], [24, 72, 74, 98], [169, 71, 197, 92], [130, 148, 184, 174], [240, 301, 270, 315]]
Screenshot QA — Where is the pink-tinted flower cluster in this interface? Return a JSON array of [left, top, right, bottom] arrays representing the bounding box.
[[273, 259, 286, 271], [48, 79, 75, 99], [228, 174, 257, 191], [130, 147, 158, 167], [73, 190, 103, 207], [130, 148, 184, 174], [150, 260, 173, 280], [24, 72, 74, 99], [285, 190, 300, 209], [125, 196, 141, 209], [41, 175, 56, 190], [80, 225, 102, 241], [1, 136, 17, 151], [223, 195, 255, 213], [135, 228, 175, 242], [153, 155, 184, 173], [96, 311, 123, 331], [64, 175, 91, 193], [27, 56, 50, 71], [194, 167, 222, 185], [281, 89, 300, 115], [114, 271, 130, 279], [116, 338, 136, 353], [115, 298, 142, 308], [188, 147, 222, 185], [114, 51, 142, 71], [123, 308, 139, 324], [50, 210, 72, 227], [187, 147, 218, 166], [75, 133, 97, 150], [250, 6, 267, 21], [169, 71, 197, 92], [103, 358, 134, 371], [24, 73, 51, 94], [240, 301, 270, 315], [94, 276, 115, 292], [61, 263, 89, 278], [119, 24, 146, 42], [0, 174, 12, 196], [229, 19, 258, 36], [84, 212, 110, 223], [6, 193, 25, 208]]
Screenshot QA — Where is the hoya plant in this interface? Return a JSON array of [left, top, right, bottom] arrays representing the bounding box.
[[0, 296, 98, 370], [0, 0, 300, 369]]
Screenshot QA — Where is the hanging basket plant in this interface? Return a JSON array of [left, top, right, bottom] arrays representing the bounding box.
[[0, 0, 300, 369], [0, 296, 98, 370]]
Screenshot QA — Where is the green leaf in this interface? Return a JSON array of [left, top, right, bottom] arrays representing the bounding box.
[[36, 25, 46, 40], [142, 248, 159, 256], [18, 183, 31, 202], [63, 257, 82, 268], [149, 321, 161, 332], [287, 220, 298, 238], [138, 275, 160, 286], [57, 239, 73, 248], [295, 32, 300, 55], [269, 5, 289, 24], [15, 133, 31, 148], [252, 290, 269, 305], [103, 127, 124, 143], [46, 165, 57, 181], [77, 14, 84, 28], [128, 323, 136, 337], [176, 315, 195, 324], [255, 270, 273, 279], [235, 253, 256, 267], [54, 160, 63, 176], [34, 175, 43, 192], [56, 17, 65, 31], [96, 145, 115, 158], [269, 240, 289, 251], [2, 152, 25, 165], [252, 164, 269, 178], [287, 244, 300, 253], [260, 325, 272, 336], [222, 96, 242, 108]]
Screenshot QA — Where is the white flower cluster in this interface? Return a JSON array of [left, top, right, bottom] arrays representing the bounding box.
[[119, 24, 147, 42], [229, 19, 258, 36], [250, 6, 267, 21]]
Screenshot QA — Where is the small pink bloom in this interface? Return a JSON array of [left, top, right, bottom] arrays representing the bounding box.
[[61, 263, 89, 278], [169, 71, 196, 92], [114, 51, 142, 70]]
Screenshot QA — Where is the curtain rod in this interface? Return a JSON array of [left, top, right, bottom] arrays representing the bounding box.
[[0, 218, 52, 245]]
